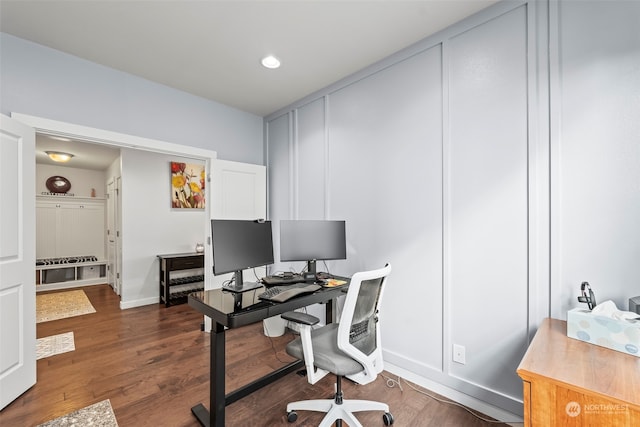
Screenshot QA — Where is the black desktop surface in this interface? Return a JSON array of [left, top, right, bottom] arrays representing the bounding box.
[[188, 277, 349, 328]]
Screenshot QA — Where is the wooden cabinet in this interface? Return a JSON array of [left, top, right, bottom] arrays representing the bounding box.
[[36, 196, 106, 259], [158, 253, 204, 307], [517, 318, 640, 426]]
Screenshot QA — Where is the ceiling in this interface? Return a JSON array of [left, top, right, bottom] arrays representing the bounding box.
[[2, 0, 497, 170], [36, 134, 121, 171], [1, 0, 497, 118]]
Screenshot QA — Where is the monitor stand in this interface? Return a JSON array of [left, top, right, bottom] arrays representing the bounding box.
[[222, 270, 263, 293], [302, 260, 317, 282]]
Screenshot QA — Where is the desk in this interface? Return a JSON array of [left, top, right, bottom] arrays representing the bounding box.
[[188, 280, 348, 427], [517, 318, 640, 426]]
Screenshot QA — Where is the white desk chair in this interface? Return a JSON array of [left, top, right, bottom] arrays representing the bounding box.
[[282, 263, 393, 427]]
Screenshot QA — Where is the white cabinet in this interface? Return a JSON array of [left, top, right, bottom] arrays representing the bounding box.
[[36, 197, 106, 260]]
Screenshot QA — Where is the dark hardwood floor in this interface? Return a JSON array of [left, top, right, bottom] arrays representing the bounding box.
[[0, 285, 511, 426]]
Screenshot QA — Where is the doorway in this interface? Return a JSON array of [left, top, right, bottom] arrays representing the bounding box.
[[17, 112, 217, 309], [106, 176, 121, 295]]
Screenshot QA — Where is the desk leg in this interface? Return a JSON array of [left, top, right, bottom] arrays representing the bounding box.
[[326, 300, 334, 324], [191, 321, 226, 427]]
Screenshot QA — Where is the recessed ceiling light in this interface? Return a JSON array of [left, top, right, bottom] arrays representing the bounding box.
[[261, 55, 281, 69], [45, 151, 74, 162]]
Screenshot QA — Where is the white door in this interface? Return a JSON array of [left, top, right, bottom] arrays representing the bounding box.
[[106, 179, 117, 292], [0, 114, 36, 410], [211, 159, 266, 221], [114, 176, 122, 296], [209, 159, 267, 290], [203, 159, 266, 330]]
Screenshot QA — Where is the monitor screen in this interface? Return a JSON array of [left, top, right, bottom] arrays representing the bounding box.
[[279, 220, 346, 264], [211, 219, 274, 276]]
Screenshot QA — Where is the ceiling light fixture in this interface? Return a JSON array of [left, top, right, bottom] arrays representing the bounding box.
[[261, 55, 281, 69], [45, 151, 74, 162]]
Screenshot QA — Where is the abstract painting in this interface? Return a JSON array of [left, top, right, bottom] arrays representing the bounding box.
[[171, 161, 205, 209]]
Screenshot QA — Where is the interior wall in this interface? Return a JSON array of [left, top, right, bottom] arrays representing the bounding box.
[[550, 0, 640, 317], [267, 0, 639, 419], [0, 32, 263, 165], [120, 148, 206, 307], [36, 164, 106, 198], [267, 1, 541, 418], [1, 31, 263, 308]]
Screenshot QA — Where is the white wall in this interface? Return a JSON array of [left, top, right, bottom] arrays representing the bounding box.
[[0, 33, 263, 165], [36, 164, 106, 198], [551, 0, 640, 317], [1, 31, 264, 308], [120, 148, 206, 307], [268, 1, 539, 417], [266, 0, 640, 420]]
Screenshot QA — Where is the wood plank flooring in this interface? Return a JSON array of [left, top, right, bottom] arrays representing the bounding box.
[[0, 285, 512, 426]]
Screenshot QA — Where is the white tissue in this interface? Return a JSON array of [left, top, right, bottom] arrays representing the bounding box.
[[591, 300, 639, 321]]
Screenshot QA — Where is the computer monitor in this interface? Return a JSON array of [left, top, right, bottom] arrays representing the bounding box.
[[211, 219, 274, 292], [279, 220, 346, 276]]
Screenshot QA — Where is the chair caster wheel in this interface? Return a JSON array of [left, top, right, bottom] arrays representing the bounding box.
[[383, 412, 394, 425], [287, 411, 298, 423]]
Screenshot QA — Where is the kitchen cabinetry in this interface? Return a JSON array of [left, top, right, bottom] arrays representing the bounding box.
[[157, 253, 204, 307]]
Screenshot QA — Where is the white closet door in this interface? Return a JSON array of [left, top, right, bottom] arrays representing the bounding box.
[[58, 203, 81, 256], [72, 203, 105, 259], [35, 201, 58, 259], [36, 200, 106, 259]]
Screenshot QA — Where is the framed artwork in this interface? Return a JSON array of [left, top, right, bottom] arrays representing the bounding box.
[[171, 161, 205, 209]]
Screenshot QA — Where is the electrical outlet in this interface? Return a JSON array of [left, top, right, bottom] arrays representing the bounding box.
[[453, 344, 466, 364]]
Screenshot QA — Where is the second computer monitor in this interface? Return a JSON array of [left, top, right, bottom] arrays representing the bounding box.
[[279, 220, 346, 275]]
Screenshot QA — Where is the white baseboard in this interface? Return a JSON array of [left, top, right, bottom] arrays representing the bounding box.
[[383, 361, 524, 425], [120, 296, 159, 309]]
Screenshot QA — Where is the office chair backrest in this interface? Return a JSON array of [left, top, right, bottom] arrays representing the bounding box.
[[338, 263, 391, 385]]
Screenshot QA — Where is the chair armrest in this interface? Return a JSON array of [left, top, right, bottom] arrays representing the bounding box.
[[281, 311, 319, 326], [281, 310, 328, 385]]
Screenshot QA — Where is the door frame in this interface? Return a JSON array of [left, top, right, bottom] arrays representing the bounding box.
[[12, 112, 218, 304]]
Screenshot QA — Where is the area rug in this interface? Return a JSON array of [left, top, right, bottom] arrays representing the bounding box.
[[37, 399, 118, 427], [36, 290, 96, 323], [36, 331, 75, 360]]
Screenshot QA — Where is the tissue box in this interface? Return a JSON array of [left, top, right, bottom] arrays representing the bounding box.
[[567, 308, 640, 357]]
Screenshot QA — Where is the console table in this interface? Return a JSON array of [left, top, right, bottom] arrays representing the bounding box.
[[157, 253, 204, 307], [517, 318, 640, 426], [188, 279, 348, 427]]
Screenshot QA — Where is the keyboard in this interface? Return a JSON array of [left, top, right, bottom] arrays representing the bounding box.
[[258, 283, 321, 303], [262, 273, 305, 286]]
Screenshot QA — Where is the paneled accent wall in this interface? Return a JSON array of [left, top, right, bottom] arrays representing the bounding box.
[[267, 1, 544, 418], [550, 0, 640, 317], [328, 46, 444, 373], [266, 0, 640, 420], [445, 5, 529, 402]]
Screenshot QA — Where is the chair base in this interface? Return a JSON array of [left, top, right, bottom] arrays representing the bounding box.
[[287, 398, 390, 427]]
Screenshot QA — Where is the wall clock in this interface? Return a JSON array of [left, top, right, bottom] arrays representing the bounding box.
[[46, 176, 71, 193]]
